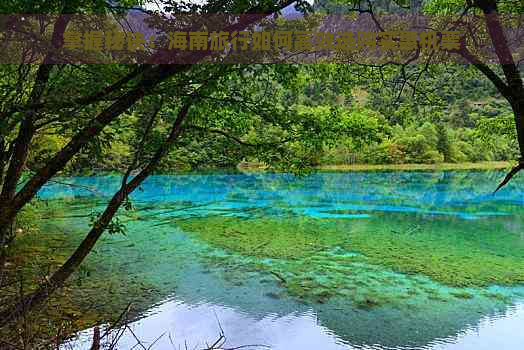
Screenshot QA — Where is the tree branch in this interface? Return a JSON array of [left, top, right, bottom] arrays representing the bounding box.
[[494, 159, 524, 193], [0, 97, 195, 326]]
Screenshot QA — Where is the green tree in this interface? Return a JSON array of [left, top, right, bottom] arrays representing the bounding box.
[[436, 123, 452, 162], [0, 0, 316, 326]]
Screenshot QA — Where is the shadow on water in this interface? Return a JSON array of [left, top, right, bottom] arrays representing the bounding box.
[[36, 171, 524, 350]]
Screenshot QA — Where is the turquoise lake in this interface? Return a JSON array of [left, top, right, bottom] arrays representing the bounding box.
[[37, 170, 524, 350]]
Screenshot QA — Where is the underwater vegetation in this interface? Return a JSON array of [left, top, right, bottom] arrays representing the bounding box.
[[177, 215, 524, 306], [177, 215, 524, 287], [177, 216, 350, 259], [5, 202, 170, 331]]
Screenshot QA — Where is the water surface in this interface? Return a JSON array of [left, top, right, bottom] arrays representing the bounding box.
[[38, 171, 524, 350]]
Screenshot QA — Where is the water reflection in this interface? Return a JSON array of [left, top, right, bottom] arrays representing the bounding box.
[[69, 299, 524, 350]]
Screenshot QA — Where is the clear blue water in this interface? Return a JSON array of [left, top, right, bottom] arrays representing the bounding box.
[[40, 171, 524, 220], [38, 170, 524, 350]]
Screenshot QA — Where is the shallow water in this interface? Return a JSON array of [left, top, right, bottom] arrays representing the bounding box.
[[37, 171, 524, 350]]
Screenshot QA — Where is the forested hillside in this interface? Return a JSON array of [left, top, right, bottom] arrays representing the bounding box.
[[24, 64, 516, 174]]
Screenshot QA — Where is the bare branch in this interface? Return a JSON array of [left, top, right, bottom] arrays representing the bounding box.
[[494, 160, 524, 193]]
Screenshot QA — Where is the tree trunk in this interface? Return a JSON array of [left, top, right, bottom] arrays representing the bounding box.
[[0, 66, 50, 253], [475, 0, 524, 158], [511, 98, 524, 163], [0, 65, 185, 244], [0, 99, 191, 327], [0, 9, 71, 247]]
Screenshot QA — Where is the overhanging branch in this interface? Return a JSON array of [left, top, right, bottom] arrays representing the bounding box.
[[494, 159, 524, 193]]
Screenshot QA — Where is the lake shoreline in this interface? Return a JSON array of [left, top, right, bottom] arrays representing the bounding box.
[[49, 161, 514, 177], [315, 161, 513, 172], [238, 161, 514, 173]]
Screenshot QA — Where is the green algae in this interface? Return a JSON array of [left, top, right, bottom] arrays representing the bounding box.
[[175, 212, 524, 312], [348, 216, 524, 287], [177, 216, 350, 260], [483, 292, 512, 303], [177, 215, 524, 289], [3, 201, 172, 333], [450, 291, 475, 299]]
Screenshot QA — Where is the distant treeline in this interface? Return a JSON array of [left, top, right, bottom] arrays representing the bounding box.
[[25, 65, 518, 174]]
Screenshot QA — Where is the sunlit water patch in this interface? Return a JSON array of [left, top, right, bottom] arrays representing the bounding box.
[[37, 171, 524, 349]]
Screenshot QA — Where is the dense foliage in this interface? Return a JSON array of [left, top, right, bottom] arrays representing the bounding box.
[[24, 64, 516, 173]]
